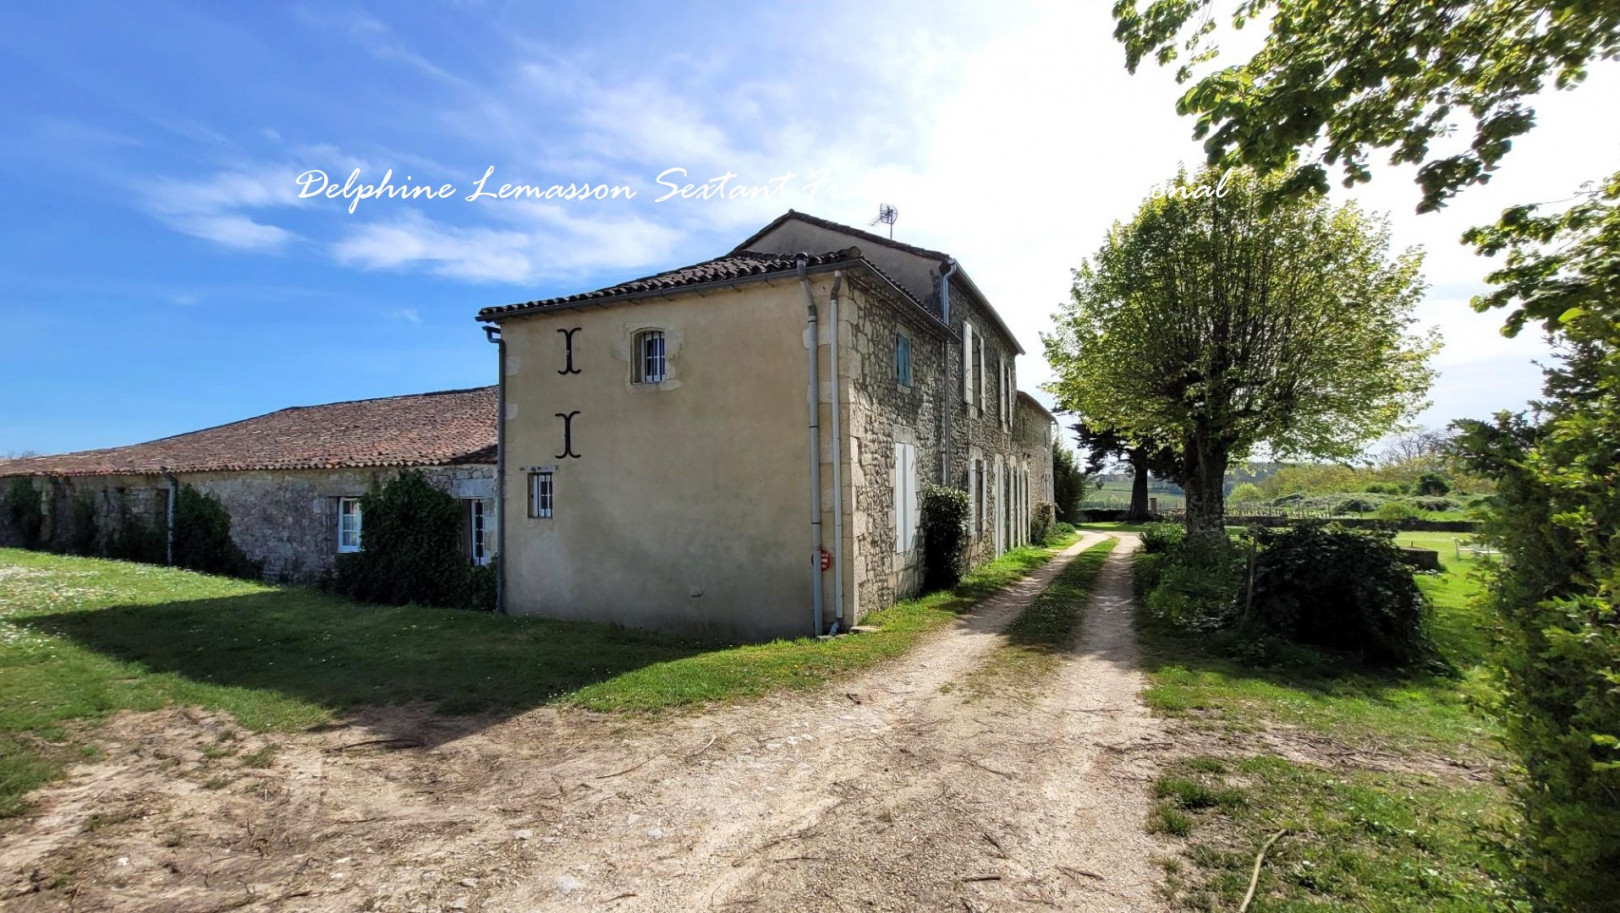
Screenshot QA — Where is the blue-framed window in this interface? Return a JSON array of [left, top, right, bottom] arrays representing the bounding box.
[[896, 334, 912, 387]]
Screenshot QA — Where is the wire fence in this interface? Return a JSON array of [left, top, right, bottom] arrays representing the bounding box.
[[1082, 498, 1341, 521]]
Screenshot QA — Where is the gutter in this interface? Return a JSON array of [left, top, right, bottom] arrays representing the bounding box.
[[796, 255, 826, 637], [483, 324, 507, 614], [828, 270, 846, 633]]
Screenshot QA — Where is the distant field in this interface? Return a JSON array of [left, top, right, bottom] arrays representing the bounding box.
[[1085, 480, 1185, 509]]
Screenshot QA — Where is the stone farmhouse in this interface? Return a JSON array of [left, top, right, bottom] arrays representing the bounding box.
[[0, 387, 497, 582], [480, 211, 1056, 640]]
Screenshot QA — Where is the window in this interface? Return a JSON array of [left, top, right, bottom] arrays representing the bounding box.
[[975, 336, 985, 414], [973, 458, 985, 534], [337, 497, 362, 553], [991, 356, 1004, 427], [528, 471, 554, 518], [961, 322, 974, 405], [896, 334, 912, 387], [634, 329, 666, 384], [466, 500, 488, 565], [893, 442, 918, 553]]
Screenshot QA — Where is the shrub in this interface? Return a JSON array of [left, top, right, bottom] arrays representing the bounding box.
[[106, 514, 166, 564], [920, 485, 971, 591], [1244, 524, 1431, 666], [4, 477, 44, 549], [1374, 500, 1421, 523], [464, 560, 498, 612], [172, 485, 260, 578], [1272, 492, 1306, 506], [1410, 496, 1461, 512], [1140, 522, 1185, 554], [1133, 551, 1166, 605], [333, 471, 484, 610], [1228, 482, 1264, 504], [1415, 471, 1452, 496], [1364, 481, 1401, 495], [67, 493, 98, 555], [1028, 502, 1056, 546], [1333, 496, 1380, 514], [1144, 535, 1245, 632]]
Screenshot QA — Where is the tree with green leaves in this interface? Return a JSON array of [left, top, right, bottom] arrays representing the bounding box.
[[1044, 166, 1437, 537], [1112, 0, 1620, 213], [1050, 441, 1088, 524], [1069, 419, 1179, 521], [1113, 3, 1619, 898], [1452, 170, 1620, 910]]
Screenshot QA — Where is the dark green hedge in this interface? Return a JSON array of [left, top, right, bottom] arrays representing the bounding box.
[[920, 485, 970, 591]]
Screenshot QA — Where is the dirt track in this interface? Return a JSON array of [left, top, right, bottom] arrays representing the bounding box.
[[2, 534, 1172, 912]]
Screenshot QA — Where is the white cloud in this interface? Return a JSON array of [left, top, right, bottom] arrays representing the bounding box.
[[141, 165, 306, 251], [331, 207, 681, 283]]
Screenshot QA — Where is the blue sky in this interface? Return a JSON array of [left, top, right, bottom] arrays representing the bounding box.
[[1, 1, 1615, 456]]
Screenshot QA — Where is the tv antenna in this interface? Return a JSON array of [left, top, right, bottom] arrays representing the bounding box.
[[869, 204, 898, 239]]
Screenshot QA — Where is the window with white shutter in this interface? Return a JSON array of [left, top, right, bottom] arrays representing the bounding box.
[[893, 442, 918, 553]]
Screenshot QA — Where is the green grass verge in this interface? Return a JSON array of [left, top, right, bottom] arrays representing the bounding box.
[[1134, 532, 1514, 908], [0, 534, 1076, 815], [964, 538, 1117, 693], [1150, 756, 1510, 911]]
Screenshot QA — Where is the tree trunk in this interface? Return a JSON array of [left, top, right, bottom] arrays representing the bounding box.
[[1126, 447, 1151, 521], [1182, 440, 1230, 539]]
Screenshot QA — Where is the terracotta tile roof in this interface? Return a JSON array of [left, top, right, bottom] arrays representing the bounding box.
[[477, 249, 858, 320], [0, 386, 497, 478]]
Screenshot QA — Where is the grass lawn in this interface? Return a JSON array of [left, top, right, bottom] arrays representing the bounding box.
[[1135, 534, 1515, 909], [0, 533, 1076, 816]]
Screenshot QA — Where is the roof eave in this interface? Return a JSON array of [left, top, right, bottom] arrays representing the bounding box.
[[478, 257, 952, 341], [950, 266, 1025, 355]]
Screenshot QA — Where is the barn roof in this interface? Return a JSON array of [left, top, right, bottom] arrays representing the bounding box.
[[0, 386, 497, 478]]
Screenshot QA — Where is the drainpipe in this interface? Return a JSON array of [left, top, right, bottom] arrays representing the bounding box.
[[484, 324, 507, 614], [828, 270, 846, 634], [162, 469, 177, 566], [797, 255, 825, 637], [939, 259, 959, 483]]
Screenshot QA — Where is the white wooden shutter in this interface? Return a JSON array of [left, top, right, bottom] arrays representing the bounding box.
[[894, 443, 905, 553], [907, 445, 919, 552], [894, 443, 919, 553]]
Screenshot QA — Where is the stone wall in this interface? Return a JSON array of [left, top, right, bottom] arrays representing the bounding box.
[[1014, 396, 1056, 535], [943, 279, 1027, 568], [1, 465, 495, 583], [841, 281, 948, 618], [840, 274, 1036, 619]]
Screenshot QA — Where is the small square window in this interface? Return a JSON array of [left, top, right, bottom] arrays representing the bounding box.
[[896, 334, 912, 387], [337, 497, 363, 553], [634, 330, 666, 384], [528, 471, 554, 518]]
